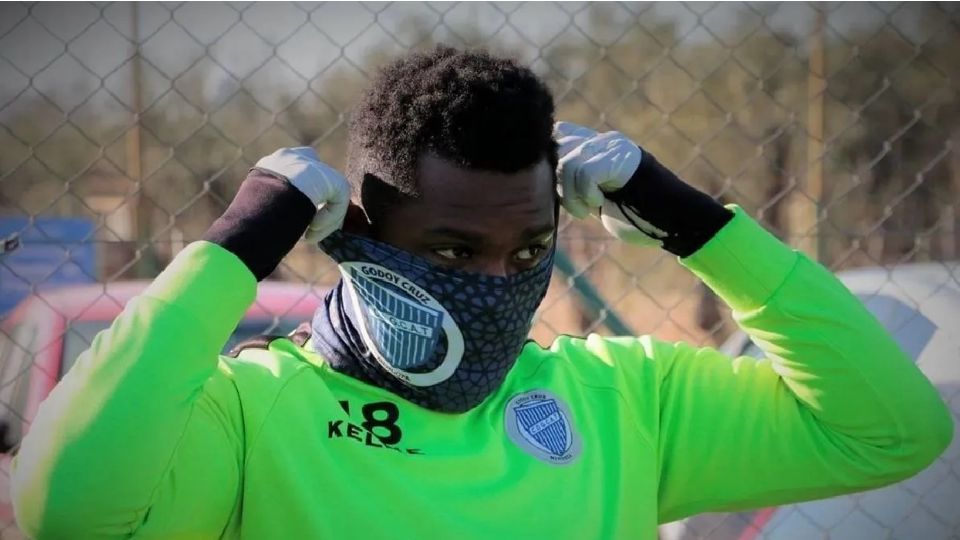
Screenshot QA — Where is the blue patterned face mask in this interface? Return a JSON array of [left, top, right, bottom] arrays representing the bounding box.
[[313, 230, 554, 413]]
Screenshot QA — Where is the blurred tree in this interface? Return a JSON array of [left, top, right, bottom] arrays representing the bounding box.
[[825, 2, 960, 264]]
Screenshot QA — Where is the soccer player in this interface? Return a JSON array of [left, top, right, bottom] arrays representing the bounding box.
[[11, 46, 952, 539]]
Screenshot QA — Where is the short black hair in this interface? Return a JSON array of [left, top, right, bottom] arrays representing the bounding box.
[[346, 45, 557, 221]]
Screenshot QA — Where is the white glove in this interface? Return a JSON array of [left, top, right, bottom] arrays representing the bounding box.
[[554, 121, 667, 247], [255, 147, 351, 243]]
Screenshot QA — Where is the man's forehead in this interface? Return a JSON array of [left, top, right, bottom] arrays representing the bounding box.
[[371, 154, 557, 243], [414, 154, 556, 208]]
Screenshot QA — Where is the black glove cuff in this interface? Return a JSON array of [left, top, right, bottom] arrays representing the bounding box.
[[604, 152, 733, 257], [202, 169, 315, 281]]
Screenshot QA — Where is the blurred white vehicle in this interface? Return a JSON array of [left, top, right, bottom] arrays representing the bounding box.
[[661, 262, 960, 540]]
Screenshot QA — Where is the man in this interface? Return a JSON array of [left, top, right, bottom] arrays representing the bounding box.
[[11, 46, 952, 539]]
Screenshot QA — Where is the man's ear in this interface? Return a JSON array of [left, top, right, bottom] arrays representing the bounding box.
[[341, 202, 372, 236]]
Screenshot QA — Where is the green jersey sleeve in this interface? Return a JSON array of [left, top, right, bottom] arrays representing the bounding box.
[[639, 208, 952, 522], [11, 242, 256, 539]]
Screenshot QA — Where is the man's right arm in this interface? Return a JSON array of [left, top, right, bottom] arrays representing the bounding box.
[[11, 147, 347, 538], [11, 242, 256, 538]]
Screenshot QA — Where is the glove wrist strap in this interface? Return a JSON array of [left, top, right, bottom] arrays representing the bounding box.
[[606, 153, 733, 257], [202, 171, 315, 281]]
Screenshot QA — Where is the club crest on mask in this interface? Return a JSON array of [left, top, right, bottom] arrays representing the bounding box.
[[339, 261, 465, 386]]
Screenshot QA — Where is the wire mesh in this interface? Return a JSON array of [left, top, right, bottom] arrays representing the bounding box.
[[0, 2, 958, 539]]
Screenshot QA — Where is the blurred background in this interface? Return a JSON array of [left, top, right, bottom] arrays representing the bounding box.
[[0, 2, 958, 539]]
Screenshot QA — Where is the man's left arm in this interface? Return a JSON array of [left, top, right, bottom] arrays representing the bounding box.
[[652, 207, 952, 521], [554, 121, 954, 521]]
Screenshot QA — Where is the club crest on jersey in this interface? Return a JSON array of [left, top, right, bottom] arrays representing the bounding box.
[[505, 390, 581, 465], [339, 262, 464, 387]]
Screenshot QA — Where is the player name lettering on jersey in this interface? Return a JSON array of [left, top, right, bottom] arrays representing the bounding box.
[[326, 420, 423, 454], [328, 399, 424, 455]]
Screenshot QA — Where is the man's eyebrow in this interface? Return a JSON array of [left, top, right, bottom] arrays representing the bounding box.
[[422, 224, 555, 243], [422, 227, 486, 244], [521, 224, 557, 242]]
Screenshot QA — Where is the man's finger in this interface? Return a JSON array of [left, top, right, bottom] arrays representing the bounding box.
[[579, 152, 622, 193], [553, 121, 595, 138], [288, 146, 320, 161], [556, 135, 587, 158], [575, 163, 605, 209], [558, 151, 591, 219], [305, 198, 348, 243], [560, 194, 591, 220]]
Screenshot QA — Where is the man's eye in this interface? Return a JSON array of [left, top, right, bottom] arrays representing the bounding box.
[[433, 247, 473, 260], [515, 245, 547, 262]]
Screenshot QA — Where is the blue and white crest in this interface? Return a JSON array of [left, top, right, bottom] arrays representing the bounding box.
[[339, 262, 465, 387], [505, 390, 581, 465], [514, 398, 571, 457], [350, 269, 443, 370]]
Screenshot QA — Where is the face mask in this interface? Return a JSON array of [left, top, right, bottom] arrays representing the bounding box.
[[313, 230, 554, 413]]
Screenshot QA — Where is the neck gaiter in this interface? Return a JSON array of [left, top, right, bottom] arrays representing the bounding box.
[[311, 230, 554, 413]]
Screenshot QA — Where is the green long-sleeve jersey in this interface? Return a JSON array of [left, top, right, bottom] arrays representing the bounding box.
[[11, 209, 953, 539]]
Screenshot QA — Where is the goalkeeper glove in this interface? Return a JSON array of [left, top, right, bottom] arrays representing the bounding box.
[[554, 121, 733, 257], [203, 147, 350, 281]]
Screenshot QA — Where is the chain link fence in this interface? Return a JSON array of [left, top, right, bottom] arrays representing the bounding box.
[[0, 2, 958, 538]]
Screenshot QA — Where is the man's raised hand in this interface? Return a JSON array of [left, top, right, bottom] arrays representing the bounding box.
[[254, 147, 350, 244], [554, 121, 665, 248], [203, 146, 351, 281]]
